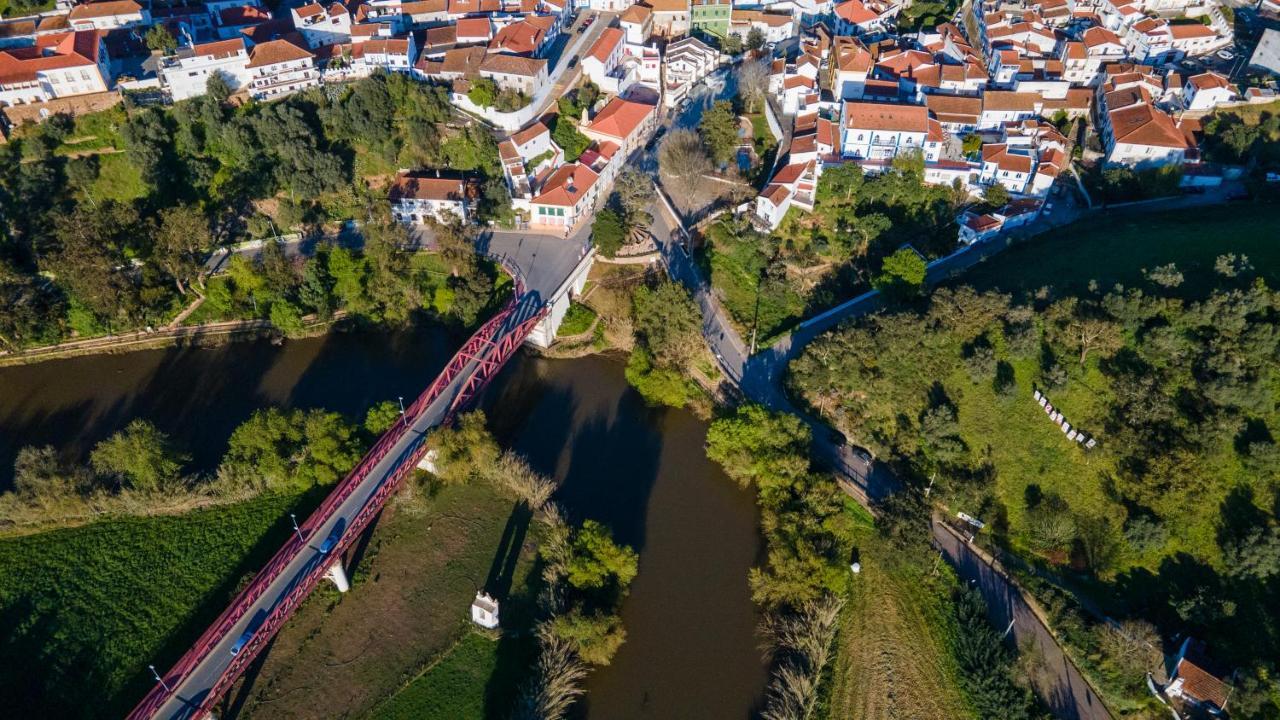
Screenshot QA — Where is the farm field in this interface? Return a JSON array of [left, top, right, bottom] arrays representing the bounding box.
[[824, 522, 974, 720], [236, 480, 538, 720], [0, 491, 314, 718]]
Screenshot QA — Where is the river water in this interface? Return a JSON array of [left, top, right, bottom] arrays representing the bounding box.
[[0, 326, 766, 719]]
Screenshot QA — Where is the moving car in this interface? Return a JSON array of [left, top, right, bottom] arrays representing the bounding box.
[[230, 609, 269, 657], [318, 518, 346, 555]]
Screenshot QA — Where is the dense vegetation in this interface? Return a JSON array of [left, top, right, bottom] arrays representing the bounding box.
[[624, 279, 707, 408], [0, 71, 507, 350], [704, 158, 965, 341], [790, 249, 1280, 713]]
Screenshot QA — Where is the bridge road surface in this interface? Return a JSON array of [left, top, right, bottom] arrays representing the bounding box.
[[148, 266, 563, 720]]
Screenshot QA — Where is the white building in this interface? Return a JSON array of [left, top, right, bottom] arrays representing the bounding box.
[[478, 53, 548, 95], [663, 35, 718, 108], [840, 101, 944, 162], [67, 0, 149, 31], [390, 172, 470, 224], [471, 591, 500, 629], [245, 39, 320, 100], [0, 30, 110, 107], [582, 26, 625, 90], [1182, 71, 1236, 112], [160, 38, 252, 101], [292, 2, 353, 48]]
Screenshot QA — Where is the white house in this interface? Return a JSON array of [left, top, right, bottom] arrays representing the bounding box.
[[245, 39, 320, 100], [829, 36, 872, 100], [727, 10, 795, 46], [478, 53, 547, 95], [0, 30, 110, 107], [499, 120, 562, 200], [832, 0, 898, 36], [389, 172, 470, 224], [351, 36, 417, 76], [292, 2, 353, 48], [582, 26, 625, 89], [530, 162, 600, 230], [1182, 71, 1236, 112], [841, 101, 944, 162], [649, 0, 692, 38], [67, 0, 149, 31], [471, 591, 500, 629], [1101, 97, 1193, 167], [160, 38, 252, 101], [619, 3, 653, 44], [662, 34, 718, 107]]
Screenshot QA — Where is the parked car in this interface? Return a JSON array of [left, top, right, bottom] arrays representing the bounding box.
[[568, 56, 577, 68], [1216, 49, 1235, 60]]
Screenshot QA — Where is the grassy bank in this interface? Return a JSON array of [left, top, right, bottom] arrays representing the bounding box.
[[0, 490, 316, 718], [237, 481, 539, 720], [961, 203, 1279, 297], [825, 520, 975, 720]]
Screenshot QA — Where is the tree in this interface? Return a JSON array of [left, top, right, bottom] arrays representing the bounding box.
[[144, 24, 178, 55], [219, 408, 360, 491], [550, 611, 627, 666], [592, 208, 626, 258], [65, 156, 100, 204], [631, 281, 702, 368], [658, 128, 712, 200], [706, 404, 811, 494], [90, 419, 187, 492], [699, 100, 739, 167], [1144, 263, 1184, 288], [745, 27, 766, 51], [467, 77, 498, 108], [962, 133, 983, 155], [721, 33, 743, 55], [737, 60, 770, 114], [612, 168, 654, 220], [427, 411, 501, 485], [551, 116, 590, 162], [564, 519, 639, 592], [873, 247, 927, 301], [982, 182, 1011, 209], [268, 299, 305, 334], [363, 400, 401, 435], [152, 205, 211, 296]]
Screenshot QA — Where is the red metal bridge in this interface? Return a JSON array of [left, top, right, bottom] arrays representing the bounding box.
[[128, 268, 548, 720]]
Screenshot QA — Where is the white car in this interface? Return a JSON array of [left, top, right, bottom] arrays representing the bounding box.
[[1216, 49, 1235, 61]]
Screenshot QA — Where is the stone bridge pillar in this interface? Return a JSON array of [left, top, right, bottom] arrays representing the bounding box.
[[325, 561, 351, 593]]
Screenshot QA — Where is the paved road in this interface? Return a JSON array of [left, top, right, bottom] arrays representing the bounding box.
[[933, 520, 1112, 720]]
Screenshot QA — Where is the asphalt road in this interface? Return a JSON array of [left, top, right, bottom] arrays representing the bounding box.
[[933, 520, 1113, 720]]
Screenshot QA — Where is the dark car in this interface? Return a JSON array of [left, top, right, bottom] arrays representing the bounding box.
[[230, 609, 269, 657], [568, 56, 578, 68], [318, 518, 347, 555]]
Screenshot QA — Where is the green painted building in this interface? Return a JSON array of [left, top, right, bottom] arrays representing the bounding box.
[[690, 0, 731, 39]]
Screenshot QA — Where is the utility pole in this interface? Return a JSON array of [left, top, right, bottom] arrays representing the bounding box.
[[149, 665, 170, 693]]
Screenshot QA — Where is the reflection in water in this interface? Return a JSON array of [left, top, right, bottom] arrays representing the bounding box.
[[0, 333, 766, 718]]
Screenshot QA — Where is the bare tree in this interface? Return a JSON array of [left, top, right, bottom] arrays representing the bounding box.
[[658, 128, 712, 200], [512, 624, 589, 720], [738, 60, 771, 114], [759, 596, 845, 720]]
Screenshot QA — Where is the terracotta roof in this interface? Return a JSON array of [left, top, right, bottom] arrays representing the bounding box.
[[647, 0, 690, 12], [356, 38, 411, 56], [1082, 26, 1122, 48], [983, 143, 1032, 173], [587, 27, 623, 64], [221, 5, 271, 25], [843, 101, 929, 132], [732, 9, 793, 26], [402, 0, 448, 13], [1109, 103, 1188, 149], [294, 2, 326, 19], [511, 121, 550, 145], [832, 37, 872, 73], [246, 38, 314, 69], [532, 162, 598, 206], [428, 45, 485, 74], [620, 3, 652, 23], [1176, 657, 1232, 710], [425, 25, 456, 46], [925, 93, 981, 121], [0, 30, 101, 84], [388, 174, 465, 202], [1188, 71, 1230, 90], [1170, 23, 1215, 39], [491, 20, 544, 54], [68, 0, 141, 20], [982, 91, 1038, 111], [480, 52, 545, 76], [455, 17, 491, 38], [583, 96, 655, 141], [760, 183, 790, 205], [191, 38, 246, 60], [448, 0, 500, 13], [834, 0, 879, 24]]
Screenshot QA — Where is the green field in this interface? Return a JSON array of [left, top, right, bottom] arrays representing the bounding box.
[[824, 521, 975, 720], [961, 203, 1280, 298], [90, 153, 149, 203], [556, 302, 597, 337], [369, 632, 525, 720], [0, 491, 316, 718]]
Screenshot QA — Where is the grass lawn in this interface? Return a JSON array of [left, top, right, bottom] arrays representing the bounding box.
[[0, 491, 316, 718], [556, 302, 596, 337], [825, 515, 974, 720], [961, 203, 1280, 298], [90, 153, 148, 203], [236, 480, 540, 720]]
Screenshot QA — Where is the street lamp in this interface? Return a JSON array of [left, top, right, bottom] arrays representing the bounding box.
[[289, 513, 304, 543], [398, 396, 406, 428], [149, 664, 171, 693]]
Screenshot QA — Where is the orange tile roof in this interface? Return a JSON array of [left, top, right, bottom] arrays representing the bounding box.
[[491, 20, 544, 54], [246, 38, 314, 69], [1109, 103, 1189, 149], [620, 3, 652, 23], [479, 52, 545, 76], [1170, 23, 1214, 39], [191, 38, 246, 60], [455, 17, 491, 38], [533, 163, 598, 206], [647, 0, 689, 11], [587, 27, 623, 64], [68, 0, 141, 20], [0, 30, 100, 84], [843, 101, 929, 132], [389, 174, 465, 202], [584, 96, 655, 141]]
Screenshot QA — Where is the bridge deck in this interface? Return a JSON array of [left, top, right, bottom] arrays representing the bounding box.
[[136, 291, 548, 720]]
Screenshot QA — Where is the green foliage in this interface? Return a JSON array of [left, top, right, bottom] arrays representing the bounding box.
[[557, 302, 596, 337], [745, 27, 766, 51], [952, 587, 1041, 719], [699, 100, 739, 167], [1094, 165, 1183, 203], [704, 216, 804, 342], [466, 77, 498, 108], [982, 182, 1011, 209], [1201, 102, 1280, 165], [706, 404, 810, 493], [550, 115, 590, 162], [362, 400, 401, 436], [631, 281, 702, 368], [873, 247, 928, 301], [89, 419, 188, 492], [962, 134, 983, 155], [564, 519, 639, 593], [624, 347, 694, 408], [426, 411, 501, 486], [144, 24, 177, 54], [370, 633, 506, 720], [550, 610, 627, 666], [592, 208, 626, 258], [219, 408, 361, 492]]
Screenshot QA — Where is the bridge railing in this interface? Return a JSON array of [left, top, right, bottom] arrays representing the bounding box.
[[128, 265, 541, 720]]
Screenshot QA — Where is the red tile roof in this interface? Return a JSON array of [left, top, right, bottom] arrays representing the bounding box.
[[583, 96, 655, 141], [246, 38, 313, 69], [587, 26, 623, 64], [533, 163, 598, 206], [843, 101, 929, 132]]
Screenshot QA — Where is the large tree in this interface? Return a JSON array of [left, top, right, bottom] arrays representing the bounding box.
[[658, 128, 712, 200], [699, 100, 739, 167], [152, 205, 212, 296]]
